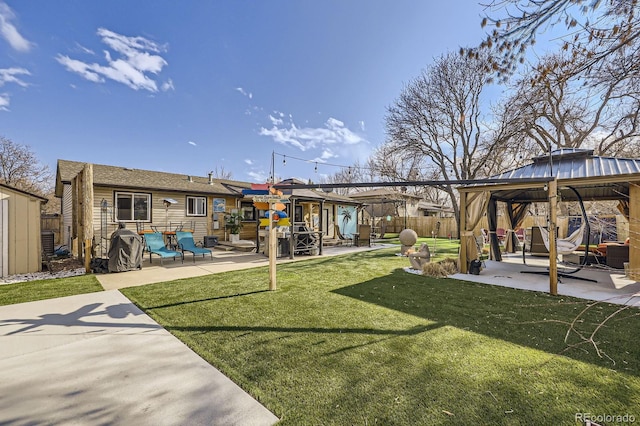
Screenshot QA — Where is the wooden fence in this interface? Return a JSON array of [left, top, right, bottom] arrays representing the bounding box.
[[382, 214, 628, 240], [41, 214, 62, 245]]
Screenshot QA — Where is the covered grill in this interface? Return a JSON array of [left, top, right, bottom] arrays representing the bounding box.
[[108, 227, 144, 272]]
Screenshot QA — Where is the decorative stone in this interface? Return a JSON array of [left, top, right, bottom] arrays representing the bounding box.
[[399, 229, 418, 246], [399, 229, 418, 255]]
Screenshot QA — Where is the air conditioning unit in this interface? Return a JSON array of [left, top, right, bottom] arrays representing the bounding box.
[[203, 236, 218, 247]]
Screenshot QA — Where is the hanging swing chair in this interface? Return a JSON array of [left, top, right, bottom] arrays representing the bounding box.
[[521, 186, 596, 282]]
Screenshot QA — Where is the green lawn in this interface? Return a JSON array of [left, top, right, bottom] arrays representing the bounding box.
[[0, 274, 103, 306], [117, 248, 640, 425]]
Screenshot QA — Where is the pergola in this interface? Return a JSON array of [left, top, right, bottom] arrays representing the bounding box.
[[458, 149, 640, 294]]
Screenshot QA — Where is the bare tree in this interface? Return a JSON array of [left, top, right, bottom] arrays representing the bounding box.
[[364, 144, 449, 205], [495, 50, 640, 156], [0, 136, 51, 195], [321, 160, 370, 196], [209, 165, 233, 180], [384, 51, 500, 231], [467, 0, 640, 81]]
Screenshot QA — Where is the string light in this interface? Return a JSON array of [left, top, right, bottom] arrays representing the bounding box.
[[272, 151, 375, 174]]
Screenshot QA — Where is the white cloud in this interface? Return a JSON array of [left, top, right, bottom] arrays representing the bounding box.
[[259, 116, 368, 152], [57, 27, 170, 92], [244, 159, 254, 165], [236, 87, 252, 99], [0, 67, 30, 112], [0, 92, 10, 111], [188, 141, 197, 146], [0, 67, 30, 87], [161, 78, 174, 92], [75, 42, 95, 55], [269, 114, 283, 126], [247, 170, 269, 182], [0, 2, 32, 52], [359, 121, 366, 131]]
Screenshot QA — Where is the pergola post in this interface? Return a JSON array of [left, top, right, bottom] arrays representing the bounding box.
[[629, 182, 639, 280], [82, 164, 94, 273], [459, 191, 468, 273], [548, 178, 558, 295]]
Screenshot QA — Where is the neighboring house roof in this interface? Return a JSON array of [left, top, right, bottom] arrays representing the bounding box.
[[349, 188, 422, 202], [0, 182, 48, 202], [417, 201, 452, 213], [55, 159, 249, 198]]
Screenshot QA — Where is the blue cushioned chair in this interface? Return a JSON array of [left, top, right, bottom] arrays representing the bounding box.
[[176, 231, 213, 262], [144, 232, 183, 265]]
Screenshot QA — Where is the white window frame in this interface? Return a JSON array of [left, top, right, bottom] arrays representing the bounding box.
[[186, 196, 207, 217], [115, 192, 151, 222]]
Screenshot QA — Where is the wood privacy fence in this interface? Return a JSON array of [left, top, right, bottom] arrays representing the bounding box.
[[383, 214, 628, 240], [41, 214, 62, 245]]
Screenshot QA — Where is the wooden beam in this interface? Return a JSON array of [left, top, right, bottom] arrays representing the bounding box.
[[82, 164, 94, 273], [269, 201, 277, 291], [459, 191, 468, 274], [548, 178, 558, 295], [629, 182, 639, 280]]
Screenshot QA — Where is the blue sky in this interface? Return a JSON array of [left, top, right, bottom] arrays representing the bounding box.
[[1, 1, 490, 184]]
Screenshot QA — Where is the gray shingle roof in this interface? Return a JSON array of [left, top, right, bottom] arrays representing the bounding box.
[[56, 159, 247, 196]]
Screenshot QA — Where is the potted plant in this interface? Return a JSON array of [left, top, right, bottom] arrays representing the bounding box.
[[225, 212, 244, 242]]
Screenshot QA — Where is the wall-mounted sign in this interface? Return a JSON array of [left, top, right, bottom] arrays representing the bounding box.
[[213, 198, 226, 212]]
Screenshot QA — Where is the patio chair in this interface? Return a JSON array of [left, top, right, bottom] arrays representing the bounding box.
[[144, 232, 183, 265], [357, 224, 371, 247], [334, 224, 353, 246], [176, 231, 213, 262]]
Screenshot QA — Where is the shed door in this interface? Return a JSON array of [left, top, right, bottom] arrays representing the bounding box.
[[0, 199, 7, 277]]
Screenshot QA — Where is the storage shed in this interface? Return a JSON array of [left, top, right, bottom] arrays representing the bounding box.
[[0, 183, 48, 277]]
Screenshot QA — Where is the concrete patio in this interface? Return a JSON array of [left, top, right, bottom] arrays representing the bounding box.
[[97, 243, 393, 290], [450, 253, 640, 307]]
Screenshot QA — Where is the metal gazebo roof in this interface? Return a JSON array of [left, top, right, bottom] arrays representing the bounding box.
[[461, 149, 640, 203]]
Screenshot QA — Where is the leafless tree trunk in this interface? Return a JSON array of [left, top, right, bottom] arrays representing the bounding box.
[[384, 52, 499, 233]]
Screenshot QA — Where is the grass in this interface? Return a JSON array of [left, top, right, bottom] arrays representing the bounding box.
[[116, 248, 640, 425], [0, 274, 103, 306]]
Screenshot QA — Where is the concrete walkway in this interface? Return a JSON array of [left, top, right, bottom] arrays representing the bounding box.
[[0, 244, 391, 425], [0, 290, 279, 425]]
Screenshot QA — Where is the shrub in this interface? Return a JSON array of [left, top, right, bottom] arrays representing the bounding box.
[[421, 257, 459, 277]]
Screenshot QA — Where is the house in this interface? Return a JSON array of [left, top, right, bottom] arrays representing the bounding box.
[[55, 160, 254, 258], [54, 161, 364, 262], [0, 183, 48, 277]]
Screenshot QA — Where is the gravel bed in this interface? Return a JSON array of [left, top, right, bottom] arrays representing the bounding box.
[[0, 257, 87, 285]]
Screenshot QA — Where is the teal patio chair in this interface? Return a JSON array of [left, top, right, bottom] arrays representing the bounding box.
[[144, 232, 183, 265], [176, 231, 213, 262]]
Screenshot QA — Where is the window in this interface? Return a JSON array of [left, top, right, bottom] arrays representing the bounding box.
[[186, 196, 207, 216], [115, 192, 151, 222], [240, 201, 256, 221]]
